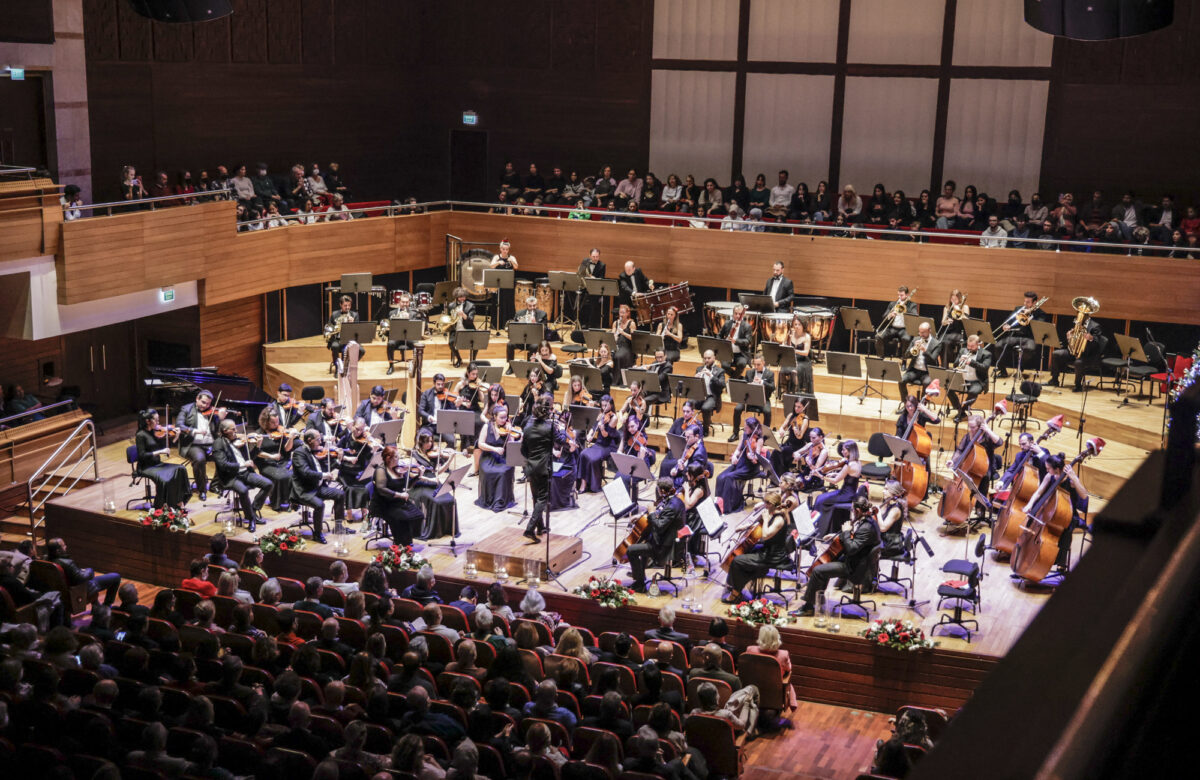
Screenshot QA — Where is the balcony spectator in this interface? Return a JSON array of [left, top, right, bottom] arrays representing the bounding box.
[[888, 189, 915, 225], [490, 190, 513, 215], [681, 173, 701, 213], [562, 170, 589, 207], [615, 168, 643, 206], [148, 171, 172, 203], [1180, 205, 1200, 237], [812, 180, 833, 221], [725, 174, 750, 213], [1111, 191, 1143, 239], [768, 170, 794, 218], [1009, 213, 1032, 249], [174, 171, 197, 206], [121, 165, 148, 205], [522, 163, 546, 203], [639, 172, 661, 212], [252, 163, 283, 209], [543, 166, 566, 204], [209, 164, 232, 194], [698, 177, 723, 215], [1167, 229, 1194, 259], [324, 161, 349, 199], [787, 181, 812, 222], [307, 164, 329, 197], [748, 173, 771, 213], [500, 161, 521, 199], [1078, 190, 1108, 231], [837, 184, 863, 222], [1052, 192, 1077, 234], [867, 182, 889, 214], [999, 189, 1025, 230], [1146, 195, 1177, 242], [287, 165, 313, 209], [323, 193, 353, 221], [934, 180, 960, 229], [660, 173, 683, 211], [911, 188, 933, 228], [1036, 219, 1057, 251], [980, 215, 1007, 248], [265, 202, 288, 229], [230, 164, 255, 204], [60, 184, 83, 221], [954, 184, 978, 229]]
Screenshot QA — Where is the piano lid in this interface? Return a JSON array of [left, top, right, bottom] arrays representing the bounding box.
[[147, 366, 272, 405]]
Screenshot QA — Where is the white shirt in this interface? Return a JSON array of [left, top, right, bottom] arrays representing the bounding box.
[[980, 226, 1008, 248], [768, 277, 783, 301], [194, 412, 214, 445], [770, 184, 795, 207], [231, 442, 250, 471], [962, 351, 979, 383], [893, 310, 907, 329]]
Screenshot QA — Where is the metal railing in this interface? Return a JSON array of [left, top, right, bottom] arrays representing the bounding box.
[[24, 417, 100, 538], [0, 164, 40, 178], [0, 399, 78, 428], [71, 187, 233, 216]]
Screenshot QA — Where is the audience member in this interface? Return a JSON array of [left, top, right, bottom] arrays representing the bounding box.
[[182, 558, 218, 598], [402, 565, 443, 604], [45, 537, 121, 606]]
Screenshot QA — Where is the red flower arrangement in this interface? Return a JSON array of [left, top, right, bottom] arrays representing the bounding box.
[[256, 526, 308, 555], [138, 505, 191, 532], [573, 576, 636, 608], [374, 544, 429, 573], [861, 618, 934, 651], [727, 597, 786, 626]]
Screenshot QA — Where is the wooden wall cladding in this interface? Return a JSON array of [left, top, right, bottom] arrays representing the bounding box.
[[0, 192, 62, 262], [56, 207, 1200, 325], [199, 295, 265, 387], [0, 334, 64, 401]]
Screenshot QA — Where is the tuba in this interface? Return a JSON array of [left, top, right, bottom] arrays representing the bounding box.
[[1067, 296, 1099, 358]]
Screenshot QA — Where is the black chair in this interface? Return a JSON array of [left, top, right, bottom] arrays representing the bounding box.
[[933, 534, 987, 642], [877, 528, 916, 599], [834, 547, 882, 621], [286, 481, 319, 540], [1003, 380, 1041, 432], [212, 478, 246, 530], [125, 445, 154, 511], [361, 483, 393, 551], [862, 433, 893, 481]]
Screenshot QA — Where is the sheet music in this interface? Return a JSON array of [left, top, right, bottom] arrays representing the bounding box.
[[697, 497, 726, 538]]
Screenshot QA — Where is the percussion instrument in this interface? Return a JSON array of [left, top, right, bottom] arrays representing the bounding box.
[[390, 289, 409, 307], [758, 313, 793, 345], [536, 279, 558, 320], [513, 279, 536, 311], [703, 302, 759, 338], [632, 281, 695, 324], [414, 291, 433, 311], [791, 306, 836, 342], [457, 253, 493, 300]]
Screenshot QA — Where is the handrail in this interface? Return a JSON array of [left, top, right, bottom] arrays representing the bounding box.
[[24, 417, 99, 537], [0, 399, 78, 427], [0, 165, 39, 177], [72, 187, 233, 215]]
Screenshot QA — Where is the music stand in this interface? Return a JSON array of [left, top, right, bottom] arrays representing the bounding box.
[[569, 364, 606, 395], [737, 293, 776, 314], [960, 317, 994, 345], [826, 352, 861, 435], [430, 462, 472, 555], [583, 328, 616, 356], [569, 404, 600, 433], [631, 331, 664, 362], [761, 341, 797, 374], [452, 330, 490, 357], [609, 451, 655, 515], [340, 321, 377, 346], [1112, 333, 1148, 401], [862, 357, 899, 427], [370, 419, 405, 446], [504, 393, 522, 414], [839, 307, 875, 355], [882, 434, 923, 464], [624, 369, 663, 396], [548, 271, 583, 332], [903, 317, 935, 340], [695, 335, 734, 367], [478, 366, 503, 385], [670, 375, 710, 415], [665, 432, 686, 460], [436, 409, 476, 455], [508, 323, 545, 355], [432, 281, 457, 307], [584, 278, 619, 327], [509, 360, 539, 382], [504, 440, 532, 523], [593, 479, 637, 573], [726, 379, 768, 413], [1028, 320, 1060, 379], [781, 393, 820, 421], [390, 319, 425, 346], [482, 269, 515, 333]]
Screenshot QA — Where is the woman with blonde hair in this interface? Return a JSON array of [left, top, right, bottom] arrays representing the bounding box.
[[746, 623, 797, 708], [553, 627, 596, 666], [216, 571, 252, 605]]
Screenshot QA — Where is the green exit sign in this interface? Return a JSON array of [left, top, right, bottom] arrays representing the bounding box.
[[160, 287, 175, 303], [462, 111, 478, 126]]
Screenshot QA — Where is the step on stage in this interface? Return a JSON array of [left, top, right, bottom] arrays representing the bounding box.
[[466, 528, 583, 581]]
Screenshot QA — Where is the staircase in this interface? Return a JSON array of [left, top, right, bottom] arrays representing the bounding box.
[[0, 417, 99, 550]]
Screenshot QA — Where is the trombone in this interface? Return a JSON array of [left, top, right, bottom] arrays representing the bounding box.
[[993, 296, 1049, 338], [875, 286, 918, 335]]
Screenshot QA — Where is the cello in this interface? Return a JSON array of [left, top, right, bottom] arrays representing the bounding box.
[[1011, 439, 1103, 582], [937, 402, 1006, 525], [991, 420, 1063, 557], [612, 491, 672, 564], [890, 401, 934, 509], [719, 503, 769, 572]]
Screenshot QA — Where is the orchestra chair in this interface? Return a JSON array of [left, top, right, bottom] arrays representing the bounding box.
[[211, 478, 246, 530], [1003, 381, 1041, 432], [30, 559, 93, 616], [686, 675, 733, 712], [236, 568, 266, 596], [286, 480, 320, 540], [895, 705, 950, 741], [688, 645, 735, 675], [684, 713, 744, 777], [833, 547, 883, 621], [560, 328, 588, 359], [361, 484, 393, 551], [942, 533, 987, 611], [933, 534, 986, 642], [1152, 353, 1192, 397], [862, 434, 893, 481], [876, 528, 916, 599], [750, 568, 792, 607], [125, 445, 154, 511], [599, 631, 645, 663]]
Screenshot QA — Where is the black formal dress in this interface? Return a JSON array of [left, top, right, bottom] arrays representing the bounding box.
[[475, 425, 516, 512], [252, 434, 294, 511], [727, 514, 793, 593], [410, 451, 455, 539], [372, 465, 423, 546], [134, 429, 190, 508]]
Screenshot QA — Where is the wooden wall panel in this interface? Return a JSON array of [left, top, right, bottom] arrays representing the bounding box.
[[83, 0, 120, 62], [199, 295, 265, 385], [0, 335, 63, 401], [266, 0, 303, 64], [115, 0, 152, 61], [229, 0, 269, 63], [192, 13, 232, 63]]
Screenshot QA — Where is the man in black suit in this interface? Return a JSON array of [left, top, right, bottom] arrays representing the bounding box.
[[876, 285, 919, 358], [695, 350, 726, 438], [995, 291, 1047, 376], [381, 291, 425, 375], [505, 295, 550, 364], [325, 294, 360, 367], [896, 321, 942, 406], [729, 354, 775, 440], [644, 605, 692, 650], [306, 617, 355, 664], [520, 394, 564, 543], [270, 383, 301, 430], [947, 334, 994, 421], [1049, 317, 1106, 392], [175, 389, 225, 501], [291, 430, 344, 544], [617, 260, 651, 309], [447, 286, 477, 368], [718, 305, 754, 379], [46, 537, 121, 606], [579, 690, 636, 740], [600, 632, 643, 672], [418, 374, 456, 447], [212, 420, 271, 532], [627, 480, 685, 594], [579, 247, 608, 327], [794, 496, 882, 617], [763, 261, 794, 311], [687, 643, 743, 691], [306, 398, 346, 441], [354, 385, 396, 428]]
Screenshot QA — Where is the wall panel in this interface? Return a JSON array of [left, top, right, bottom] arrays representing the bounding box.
[[747, 0, 839, 63], [943, 79, 1049, 200], [649, 70, 737, 184], [840, 77, 939, 195], [653, 0, 739, 60], [847, 0, 943, 65], [741, 74, 835, 185], [952, 0, 1053, 67], [199, 295, 264, 385]]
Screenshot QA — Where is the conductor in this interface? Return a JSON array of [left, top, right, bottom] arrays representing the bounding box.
[[521, 394, 564, 544]]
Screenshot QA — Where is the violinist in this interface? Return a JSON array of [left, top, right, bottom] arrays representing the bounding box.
[[665, 423, 709, 490], [612, 303, 637, 375], [337, 416, 380, 515], [549, 407, 581, 512], [418, 374, 457, 446], [695, 349, 727, 437], [897, 321, 941, 408], [326, 295, 359, 367], [382, 290, 424, 375], [531, 341, 562, 393], [515, 367, 545, 428], [410, 430, 455, 539], [715, 416, 767, 515], [771, 397, 811, 476], [372, 445, 424, 547], [504, 296, 550, 364], [475, 405, 520, 512], [355, 385, 395, 429], [718, 305, 753, 379], [473, 384, 507, 477], [939, 289, 970, 364], [794, 495, 881, 617], [520, 394, 564, 542], [177, 389, 224, 501], [657, 306, 684, 363], [876, 286, 919, 358], [721, 489, 793, 604], [134, 409, 190, 508], [878, 479, 909, 558], [593, 342, 615, 397], [729, 354, 774, 440], [642, 348, 673, 409], [254, 407, 295, 512], [657, 400, 696, 480], [956, 414, 1002, 521], [948, 334, 993, 422], [306, 398, 346, 441], [578, 394, 619, 494], [896, 393, 941, 439], [617, 380, 648, 429], [793, 427, 830, 491], [562, 375, 594, 409], [271, 383, 302, 430], [448, 286, 478, 368], [626, 479, 685, 594], [1020, 452, 1089, 573], [995, 291, 1047, 377], [616, 413, 656, 498], [453, 363, 485, 446], [212, 419, 272, 533], [679, 461, 712, 573], [810, 439, 863, 536], [291, 429, 346, 545]]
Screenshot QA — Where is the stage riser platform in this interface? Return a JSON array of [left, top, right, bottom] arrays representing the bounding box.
[[465, 528, 583, 580]]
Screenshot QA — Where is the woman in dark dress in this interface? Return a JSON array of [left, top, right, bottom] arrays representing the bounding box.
[[680, 461, 712, 572], [577, 395, 618, 494], [549, 409, 580, 511], [715, 416, 767, 515], [410, 430, 455, 539], [612, 304, 636, 379], [811, 180, 833, 221], [593, 342, 615, 397], [372, 446, 423, 547], [475, 405, 518, 512], [770, 397, 810, 477], [135, 409, 190, 508], [810, 439, 864, 535], [253, 407, 294, 512], [615, 413, 656, 499], [656, 306, 684, 364]]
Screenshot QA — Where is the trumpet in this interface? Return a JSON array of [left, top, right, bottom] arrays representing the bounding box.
[[956, 349, 974, 369], [909, 337, 928, 357]]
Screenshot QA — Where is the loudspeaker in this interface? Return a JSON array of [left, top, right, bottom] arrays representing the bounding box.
[[128, 0, 233, 23], [1024, 0, 1173, 40]]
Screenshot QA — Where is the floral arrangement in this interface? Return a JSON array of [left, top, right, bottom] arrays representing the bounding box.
[[861, 618, 935, 651], [573, 576, 636, 608], [1166, 341, 1200, 442], [256, 527, 307, 555], [139, 505, 191, 533], [727, 598, 787, 626], [374, 544, 429, 573]]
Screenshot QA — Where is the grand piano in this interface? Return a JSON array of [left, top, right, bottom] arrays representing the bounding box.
[[145, 366, 273, 425]]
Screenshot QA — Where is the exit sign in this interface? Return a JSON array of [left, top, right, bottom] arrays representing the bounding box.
[[462, 111, 478, 126], [8, 68, 25, 81], [160, 287, 175, 303]]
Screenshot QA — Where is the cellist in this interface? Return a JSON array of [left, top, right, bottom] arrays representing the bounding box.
[[626, 479, 685, 594], [793, 495, 881, 617], [1020, 452, 1089, 574], [721, 489, 793, 605], [953, 414, 1002, 523]]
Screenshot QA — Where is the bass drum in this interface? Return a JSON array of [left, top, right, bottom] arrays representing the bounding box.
[[457, 248, 494, 301], [758, 313, 793, 345], [536, 279, 558, 320], [513, 280, 536, 313], [704, 302, 738, 337]]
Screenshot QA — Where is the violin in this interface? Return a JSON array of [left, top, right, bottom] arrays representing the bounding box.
[[312, 444, 346, 459], [200, 406, 239, 418], [153, 424, 181, 440], [435, 389, 459, 403]]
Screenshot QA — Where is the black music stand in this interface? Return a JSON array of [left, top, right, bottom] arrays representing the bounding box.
[[504, 440, 532, 523], [609, 450, 655, 517], [826, 352, 861, 437], [1112, 333, 1148, 404], [436, 408, 476, 459], [570, 404, 600, 434], [432, 281, 457, 308], [781, 393, 820, 421], [371, 419, 405, 447], [839, 307, 874, 355], [862, 356, 898, 409], [482, 269, 515, 333], [592, 478, 638, 573], [623, 368, 663, 397], [547, 271, 583, 333], [959, 317, 993, 345], [583, 328, 617, 357], [584, 278, 619, 327], [569, 364, 606, 396], [340, 321, 377, 347], [342, 273, 373, 321], [452, 330, 490, 359], [727, 379, 768, 415], [390, 319, 425, 350], [631, 331, 664, 363], [761, 341, 796, 399], [882, 434, 923, 465], [670, 375, 710, 421], [1029, 320, 1060, 380], [695, 335, 734, 367], [737, 293, 776, 315], [478, 366, 503, 385], [508, 322, 545, 358], [430, 462, 471, 555], [509, 359, 539, 383]]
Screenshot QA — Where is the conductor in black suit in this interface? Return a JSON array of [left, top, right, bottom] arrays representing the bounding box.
[[291, 429, 345, 544], [505, 295, 550, 364], [520, 394, 564, 543], [212, 420, 272, 532], [617, 260, 651, 310], [948, 334, 993, 421], [627, 479, 685, 594], [763, 261, 794, 311]]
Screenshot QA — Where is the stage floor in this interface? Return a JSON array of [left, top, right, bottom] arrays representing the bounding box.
[[78, 434, 1098, 659]]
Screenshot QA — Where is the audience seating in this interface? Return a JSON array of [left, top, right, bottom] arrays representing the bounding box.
[[737, 652, 793, 713], [685, 713, 744, 778]]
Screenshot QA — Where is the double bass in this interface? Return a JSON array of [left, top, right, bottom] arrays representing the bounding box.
[[937, 402, 1006, 525], [1011, 440, 1104, 582], [891, 406, 933, 509], [991, 422, 1063, 557]]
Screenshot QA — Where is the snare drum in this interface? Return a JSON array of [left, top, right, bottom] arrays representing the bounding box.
[[793, 306, 836, 342], [535, 281, 558, 320], [513, 280, 535, 311], [414, 291, 433, 310], [758, 313, 793, 345], [390, 289, 409, 307]]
